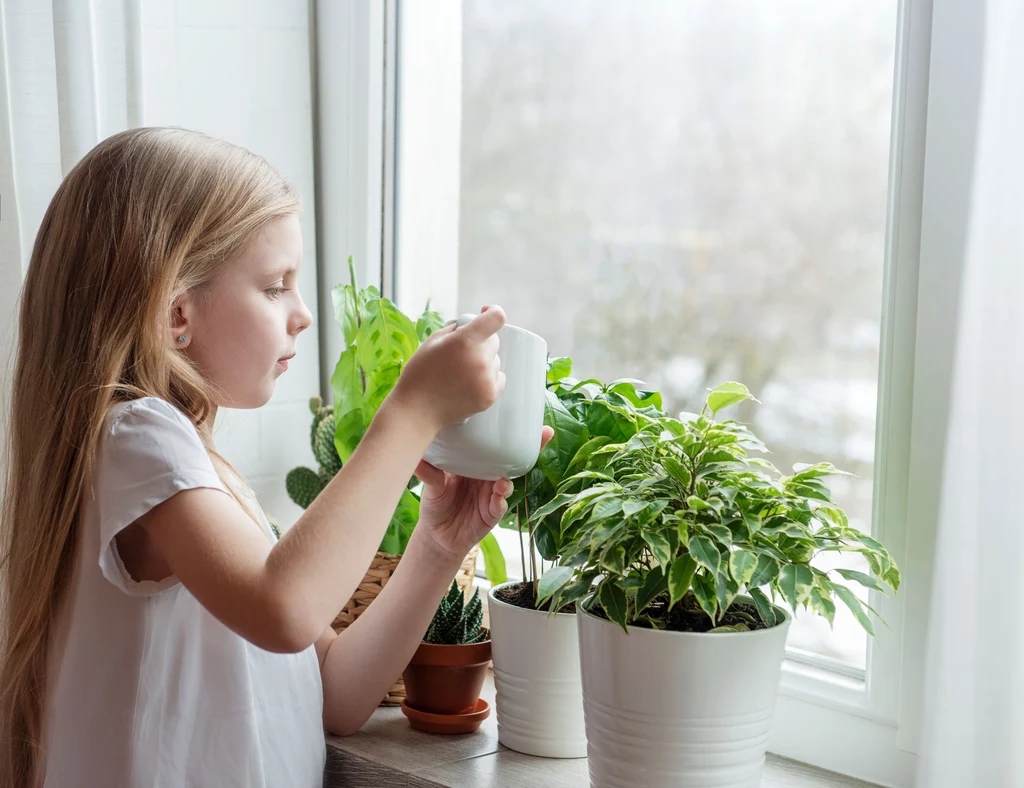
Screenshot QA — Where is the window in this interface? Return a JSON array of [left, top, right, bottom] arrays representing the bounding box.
[[457, 0, 897, 673], [322, 0, 969, 782]]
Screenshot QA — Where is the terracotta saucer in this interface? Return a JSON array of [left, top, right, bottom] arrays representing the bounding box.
[[401, 697, 490, 734]]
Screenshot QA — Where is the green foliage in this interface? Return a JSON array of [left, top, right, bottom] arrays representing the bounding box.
[[284, 259, 441, 555], [502, 356, 666, 590], [284, 258, 509, 571], [424, 581, 489, 645], [527, 381, 901, 635]]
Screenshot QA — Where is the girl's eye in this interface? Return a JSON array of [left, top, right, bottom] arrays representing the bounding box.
[[266, 287, 289, 300]]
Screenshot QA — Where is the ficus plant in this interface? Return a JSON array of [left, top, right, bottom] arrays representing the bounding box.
[[285, 256, 507, 579], [529, 382, 901, 635], [501, 356, 664, 596]]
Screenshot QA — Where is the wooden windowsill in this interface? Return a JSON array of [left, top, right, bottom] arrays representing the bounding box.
[[323, 670, 880, 787]]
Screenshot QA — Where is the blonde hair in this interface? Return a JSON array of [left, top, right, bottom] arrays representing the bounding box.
[[0, 127, 299, 786]]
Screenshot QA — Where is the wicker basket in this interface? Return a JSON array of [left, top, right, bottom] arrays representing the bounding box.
[[331, 545, 480, 706]]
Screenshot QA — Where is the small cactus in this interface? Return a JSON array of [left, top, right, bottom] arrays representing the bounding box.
[[285, 396, 342, 510], [423, 581, 488, 645]]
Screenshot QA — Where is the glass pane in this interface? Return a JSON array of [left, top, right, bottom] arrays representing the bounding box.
[[459, 0, 898, 670]]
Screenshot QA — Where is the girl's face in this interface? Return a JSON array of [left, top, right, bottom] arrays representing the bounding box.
[[176, 214, 313, 408]]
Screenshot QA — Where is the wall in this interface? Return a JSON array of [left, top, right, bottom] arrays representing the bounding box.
[[140, 0, 319, 527]]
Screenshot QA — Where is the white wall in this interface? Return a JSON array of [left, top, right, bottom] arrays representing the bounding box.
[[140, 0, 319, 527]]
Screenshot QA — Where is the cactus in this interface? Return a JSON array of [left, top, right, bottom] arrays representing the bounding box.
[[285, 466, 326, 510], [286, 397, 343, 510], [423, 581, 488, 645]]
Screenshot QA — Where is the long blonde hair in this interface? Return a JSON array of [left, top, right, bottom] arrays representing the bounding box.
[[0, 127, 299, 786]]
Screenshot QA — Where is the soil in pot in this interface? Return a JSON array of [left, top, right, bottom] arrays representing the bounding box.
[[402, 639, 492, 716], [594, 591, 773, 633], [493, 580, 577, 614]]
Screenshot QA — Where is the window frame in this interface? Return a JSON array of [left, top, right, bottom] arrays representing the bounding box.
[[316, 0, 982, 782]]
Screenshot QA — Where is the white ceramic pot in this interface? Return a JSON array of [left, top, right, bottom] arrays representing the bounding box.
[[577, 596, 791, 788], [488, 582, 588, 758]]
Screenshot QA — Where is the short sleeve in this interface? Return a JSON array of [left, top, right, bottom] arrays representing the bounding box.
[[94, 397, 227, 595]]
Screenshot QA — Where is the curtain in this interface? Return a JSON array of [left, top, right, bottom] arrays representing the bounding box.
[[0, 0, 139, 447], [916, 0, 1024, 784]]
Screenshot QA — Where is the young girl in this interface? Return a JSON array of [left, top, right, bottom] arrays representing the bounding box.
[[0, 127, 551, 787]]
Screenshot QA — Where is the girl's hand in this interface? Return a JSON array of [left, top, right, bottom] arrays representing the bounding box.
[[414, 425, 555, 559]]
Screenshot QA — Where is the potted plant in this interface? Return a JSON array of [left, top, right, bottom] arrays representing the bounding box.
[[284, 257, 506, 704], [401, 580, 492, 734], [534, 381, 901, 787], [487, 357, 663, 758]]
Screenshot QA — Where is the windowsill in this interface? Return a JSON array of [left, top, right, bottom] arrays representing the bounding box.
[[323, 670, 881, 787]]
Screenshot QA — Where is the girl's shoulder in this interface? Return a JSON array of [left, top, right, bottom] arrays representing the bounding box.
[[105, 396, 198, 437]]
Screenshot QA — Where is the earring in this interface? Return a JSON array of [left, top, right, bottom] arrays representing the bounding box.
[[177, 335, 187, 345]]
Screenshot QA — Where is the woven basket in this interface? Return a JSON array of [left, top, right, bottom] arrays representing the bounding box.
[[331, 545, 480, 706]]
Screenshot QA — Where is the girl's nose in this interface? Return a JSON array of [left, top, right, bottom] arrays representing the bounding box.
[[291, 293, 313, 335]]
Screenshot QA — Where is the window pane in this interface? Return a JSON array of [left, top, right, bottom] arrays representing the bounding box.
[[459, 0, 897, 669]]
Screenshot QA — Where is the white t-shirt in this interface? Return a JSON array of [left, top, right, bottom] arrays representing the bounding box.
[[43, 398, 326, 788]]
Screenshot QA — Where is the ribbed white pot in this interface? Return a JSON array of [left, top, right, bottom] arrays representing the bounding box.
[[577, 596, 791, 788], [488, 582, 588, 758]]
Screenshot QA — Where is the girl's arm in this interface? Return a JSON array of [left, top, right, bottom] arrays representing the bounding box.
[[144, 397, 436, 652], [312, 530, 467, 736], [142, 310, 507, 654]]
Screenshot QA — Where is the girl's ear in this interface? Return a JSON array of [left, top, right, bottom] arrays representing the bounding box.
[[169, 296, 192, 350]]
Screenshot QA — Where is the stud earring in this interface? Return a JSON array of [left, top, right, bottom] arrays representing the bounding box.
[[177, 335, 187, 345]]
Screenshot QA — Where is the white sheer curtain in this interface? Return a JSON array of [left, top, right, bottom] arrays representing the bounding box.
[[916, 0, 1024, 784], [0, 0, 139, 446]]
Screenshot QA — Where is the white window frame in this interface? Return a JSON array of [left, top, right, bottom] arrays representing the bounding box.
[[317, 0, 983, 783]]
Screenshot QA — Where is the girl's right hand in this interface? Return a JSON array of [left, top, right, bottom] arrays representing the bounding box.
[[390, 305, 507, 432]]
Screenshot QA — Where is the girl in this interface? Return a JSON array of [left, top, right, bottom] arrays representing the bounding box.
[[0, 127, 551, 787]]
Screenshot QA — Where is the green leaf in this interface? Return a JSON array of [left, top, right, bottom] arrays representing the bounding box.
[[601, 544, 627, 575], [642, 530, 673, 568], [330, 347, 363, 424], [538, 391, 590, 485], [607, 382, 664, 412], [636, 566, 667, 614], [587, 398, 638, 443], [707, 382, 756, 414], [536, 565, 574, 604], [621, 499, 648, 519], [331, 275, 360, 345], [528, 493, 575, 523], [810, 587, 836, 624], [599, 581, 629, 632], [688, 535, 721, 574], [547, 356, 573, 383], [334, 407, 367, 464], [686, 496, 712, 512], [662, 456, 692, 488], [565, 436, 614, 476], [588, 496, 624, 523], [415, 309, 445, 342], [834, 568, 889, 595], [778, 564, 814, 609], [380, 489, 419, 554], [715, 572, 740, 615], [883, 564, 902, 593], [692, 572, 719, 623], [478, 532, 507, 585], [747, 554, 781, 588], [729, 550, 758, 586], [834, 585, 876, 638], [749, 587, 778, 627], [356, 297, 419, 372], [668, 554, 698, 608]]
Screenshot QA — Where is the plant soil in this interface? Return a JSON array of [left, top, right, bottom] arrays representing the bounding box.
[[494, 581, 577, 615], [595, 593, 773, 633]]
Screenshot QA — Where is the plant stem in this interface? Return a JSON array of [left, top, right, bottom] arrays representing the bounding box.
[[524, 473, 538, 594], [517, 503, 527, 584]]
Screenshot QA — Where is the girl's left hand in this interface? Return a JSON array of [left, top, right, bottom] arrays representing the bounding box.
[[414, 426, 555, 560]]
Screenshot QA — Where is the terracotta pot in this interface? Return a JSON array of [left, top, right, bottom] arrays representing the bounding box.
[[402, 638, 492, 715]]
